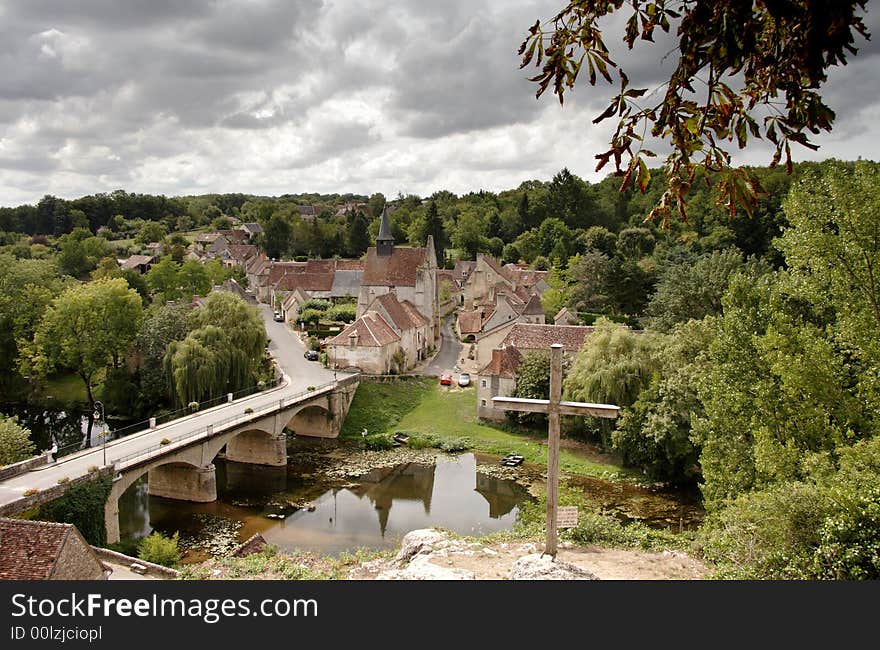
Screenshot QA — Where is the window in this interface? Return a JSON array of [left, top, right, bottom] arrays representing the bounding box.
[[481, 399, 487, 407], [481, 380, 487, 388]]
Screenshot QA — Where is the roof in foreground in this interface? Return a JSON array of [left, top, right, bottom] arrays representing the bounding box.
[[0, 518, 77, 580]]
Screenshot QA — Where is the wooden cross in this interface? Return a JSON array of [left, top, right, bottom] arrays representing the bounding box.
[[492, 343, 619, 557]]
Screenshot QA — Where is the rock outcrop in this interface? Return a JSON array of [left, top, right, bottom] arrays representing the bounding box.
[[510, 553, 599, 580]]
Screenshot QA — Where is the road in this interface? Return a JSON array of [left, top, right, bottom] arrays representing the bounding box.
[[422, 313, 463, 376], [0, 306, 351, 507]]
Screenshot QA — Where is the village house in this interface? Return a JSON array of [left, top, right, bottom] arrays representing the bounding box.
[[239, 222, 264, 240], [0, 518, 108, 580], [475, 323, 596, 422], [554, 306, 580, 326], [462, 253, 548, 310], [268, 258, 364, 313], [459, 286, 546, 368]]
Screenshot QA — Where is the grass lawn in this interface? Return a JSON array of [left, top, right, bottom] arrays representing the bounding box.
[[42, 373, 90, 403], [340, 378, 636, 481]]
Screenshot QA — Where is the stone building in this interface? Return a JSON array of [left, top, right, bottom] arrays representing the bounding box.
[[357, 207, 440, 342], [0, 518, 107, 580], [475, 323, 597, 422]]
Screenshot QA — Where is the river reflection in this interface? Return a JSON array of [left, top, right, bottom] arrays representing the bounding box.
[[118, 453, 531, 559]]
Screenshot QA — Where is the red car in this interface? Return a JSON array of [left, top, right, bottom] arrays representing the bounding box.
[[439, 373, 453, 385]]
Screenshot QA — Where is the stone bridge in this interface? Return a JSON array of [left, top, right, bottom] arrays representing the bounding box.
[[101, 376, 358, 544]]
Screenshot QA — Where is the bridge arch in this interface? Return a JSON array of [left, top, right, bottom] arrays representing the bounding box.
[[218, 426, 285, 467], [286, 403, 334, 438]]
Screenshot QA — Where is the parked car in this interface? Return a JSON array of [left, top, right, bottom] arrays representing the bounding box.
[[304, 350, 319, 361], [457, 372, 471, 387], [439, 373, 453, 385], [273, 311, 284, 322]]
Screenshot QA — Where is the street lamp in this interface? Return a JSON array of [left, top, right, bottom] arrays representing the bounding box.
[[93, 401, 107, 467]]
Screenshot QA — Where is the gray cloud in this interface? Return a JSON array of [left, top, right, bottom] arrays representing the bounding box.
[[0, 0, 875, 206]]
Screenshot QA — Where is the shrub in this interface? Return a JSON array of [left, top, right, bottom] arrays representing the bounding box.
[[407, 434, 438, 450], [187, 401, 199, 411], [438, 437, 470, 453], [87, 465, 99, 473], [137, 531, 181, 568], [0, 415, 36, 466], [38, 476, 113, 545], [57, 476, 70, 484], [160, 438, 171, 445], [244, 407, 254, 414], [23, 488, 39, 496], [307, 386, 316, 392], [364, 433, 395, 451], [327, 303, 356, 323], [301, 298, 332, 313]]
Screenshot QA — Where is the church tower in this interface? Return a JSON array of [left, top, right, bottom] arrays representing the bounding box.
[[376, 206, 394, 257]]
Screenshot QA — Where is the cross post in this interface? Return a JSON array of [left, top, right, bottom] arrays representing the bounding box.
[[492, 343, 619, 557]]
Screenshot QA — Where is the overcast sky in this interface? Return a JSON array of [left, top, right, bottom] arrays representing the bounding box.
[[0, 0, 877, 206]]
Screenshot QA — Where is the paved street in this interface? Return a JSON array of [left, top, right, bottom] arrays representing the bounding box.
[[421, 313, 463, 376], [0, 304, 352, 508]]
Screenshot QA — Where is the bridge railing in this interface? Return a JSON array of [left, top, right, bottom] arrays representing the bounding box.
[[109, 380, 339, 470], [50, 376, 285, 461]]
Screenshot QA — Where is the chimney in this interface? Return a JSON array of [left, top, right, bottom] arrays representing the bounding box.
[[349, 331, 359, 348]]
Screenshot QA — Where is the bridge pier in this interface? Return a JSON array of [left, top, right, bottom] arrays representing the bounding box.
[[225, 430, 287, 466], [147, 463, 217, 503]]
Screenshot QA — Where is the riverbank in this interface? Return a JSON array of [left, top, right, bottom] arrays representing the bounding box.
[[339, 378, 644, 482]]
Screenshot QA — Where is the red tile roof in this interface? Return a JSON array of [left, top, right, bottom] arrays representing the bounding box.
[[326, 313, 400, 347], [0, 518, 81, 580], [362, 246, 427, 286], [500, 323, 595, 353], [457, 310, 483, 335], [478, 346, 523, 379], [372, 293, 428, 331], [227, 244, 259, 264]]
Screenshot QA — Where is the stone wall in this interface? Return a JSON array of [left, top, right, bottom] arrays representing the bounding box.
[[0, 467, 113, 518], [0, 451, 51, 481]]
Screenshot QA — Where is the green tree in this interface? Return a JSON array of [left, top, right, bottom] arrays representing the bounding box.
[[451, 210, 485, 260], [57, 228, 112, 278], [0, 415, 35, 465], [367, 193, 386, 219], [519, 1, 870, 224], [346, 210, 371, 257], [0, 254, 65, 390], [135, 221, 167, 245], [645, 248, 751, 331], [264, 214, 291, 260], [178, 259, 211, 299], [26, 278, 143, 442], [146, 257, 180, 302]]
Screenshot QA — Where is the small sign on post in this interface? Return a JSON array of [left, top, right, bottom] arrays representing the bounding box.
[[558, 506, 579, 529]]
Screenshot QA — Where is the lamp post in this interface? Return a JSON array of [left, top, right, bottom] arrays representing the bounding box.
[[93, 400, 107, 467]]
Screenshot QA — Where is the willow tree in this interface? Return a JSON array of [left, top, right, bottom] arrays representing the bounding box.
[[164, 292, 267, 406]]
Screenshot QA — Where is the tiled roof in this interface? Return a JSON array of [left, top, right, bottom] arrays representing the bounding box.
[[241, 223, 264, 234], [327, 313, 400, 347], [479, 254, 514, 284], [500, 323, 595, 353], [457, 310, 483, 335], [372, 293, 428, 331], [227, 244, 259, 264], [453, 260, 476, 281], [330, 269, 363, 298], [478, 346, 523, 379], [522, 293, 545, 316], [362, 246, 427, 286], [217, 229, 249, 244], [0, 518, 77, 580], [120, 255, 154, 270]]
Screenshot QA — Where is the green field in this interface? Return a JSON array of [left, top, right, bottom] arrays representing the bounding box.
[[340, 378, 635, 480]]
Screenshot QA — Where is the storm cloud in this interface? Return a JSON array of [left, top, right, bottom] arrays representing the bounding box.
[[0, 0, 876, 205]]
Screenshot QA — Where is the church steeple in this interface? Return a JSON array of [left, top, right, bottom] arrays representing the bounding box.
[[376, 205, 394, 257]]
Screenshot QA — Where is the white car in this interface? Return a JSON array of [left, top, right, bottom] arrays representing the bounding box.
[[458, 373, 471, 387], [273, 311, 283, 322]]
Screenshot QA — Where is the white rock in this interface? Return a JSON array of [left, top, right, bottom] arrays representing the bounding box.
[[393, 529, 449, 565], [510, 554, 599, 581], [376, 555, 475, 580]]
